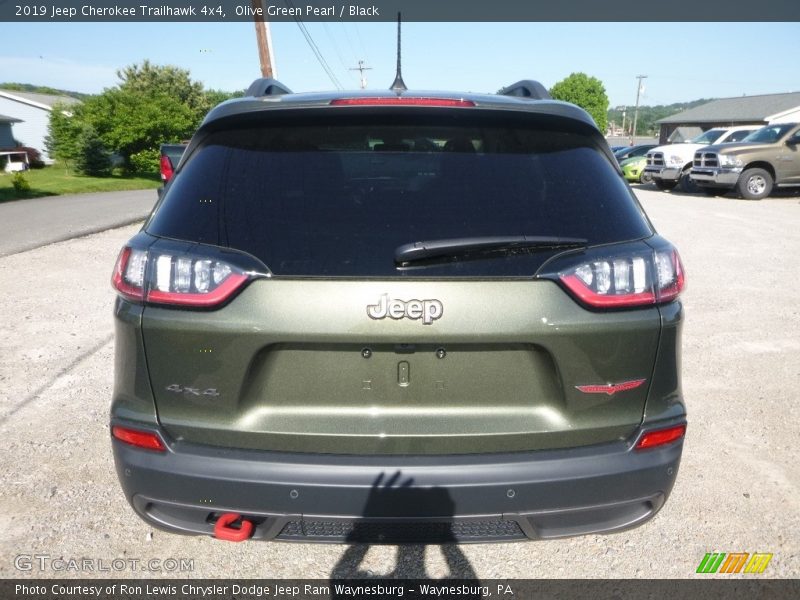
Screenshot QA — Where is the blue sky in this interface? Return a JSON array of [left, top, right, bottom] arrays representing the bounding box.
[[1, 22, 799, 107]]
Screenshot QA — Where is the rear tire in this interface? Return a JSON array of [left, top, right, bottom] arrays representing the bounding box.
[[655, 180, 677, 191], [737, 168, 773, 200]]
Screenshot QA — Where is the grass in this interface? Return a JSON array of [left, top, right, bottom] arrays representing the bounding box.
[[0, 162, 161, 202]]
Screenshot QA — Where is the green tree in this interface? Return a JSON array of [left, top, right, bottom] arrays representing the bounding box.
[[116, 60, 211, 115], [204, 88, 245, 108], [74, 126, 112, 177], [550, 73, 609, 133], [78, 87, 197, 162], [45, 103, 82, 169], [44, 62, 240, 171]]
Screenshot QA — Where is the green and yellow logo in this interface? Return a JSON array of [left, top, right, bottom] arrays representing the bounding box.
[[696, 552, 773, 574]]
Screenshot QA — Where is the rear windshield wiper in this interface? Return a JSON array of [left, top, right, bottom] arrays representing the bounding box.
[[394, 236, 588, 265]]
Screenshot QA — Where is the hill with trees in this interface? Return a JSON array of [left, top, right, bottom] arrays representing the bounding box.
[[0, 82, 90, 100], [607, 99, 715, 136]]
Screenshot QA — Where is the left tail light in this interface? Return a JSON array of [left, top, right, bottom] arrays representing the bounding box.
[[112, 245, 256, 308]]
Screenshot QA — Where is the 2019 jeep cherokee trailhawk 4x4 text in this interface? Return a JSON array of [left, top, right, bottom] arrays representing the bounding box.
[[110, 78, 687, 544]]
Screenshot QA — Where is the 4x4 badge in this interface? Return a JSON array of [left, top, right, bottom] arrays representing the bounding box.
[[166, 384, 220, 397], [367, 294, 443, 325]]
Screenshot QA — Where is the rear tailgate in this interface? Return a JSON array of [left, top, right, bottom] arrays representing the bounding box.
[[142, 279, 659, 454]]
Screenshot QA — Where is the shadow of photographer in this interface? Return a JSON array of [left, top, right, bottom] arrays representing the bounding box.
[[329, 471, 480, 588]]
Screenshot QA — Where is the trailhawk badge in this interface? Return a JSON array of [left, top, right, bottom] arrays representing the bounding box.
[[367, 294, 443, 325]]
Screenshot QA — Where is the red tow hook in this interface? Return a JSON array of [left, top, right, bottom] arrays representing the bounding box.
[[213, 513, 254, 542]]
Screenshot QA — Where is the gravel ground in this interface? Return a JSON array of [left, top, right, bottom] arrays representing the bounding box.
[[0, 188, 798, 579]]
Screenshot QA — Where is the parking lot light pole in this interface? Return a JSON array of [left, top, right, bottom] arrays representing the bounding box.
[[632, 75, 647, 139]]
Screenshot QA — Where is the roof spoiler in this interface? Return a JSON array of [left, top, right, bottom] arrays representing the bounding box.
[[498, 80, 551, 100], [246, 78, 293, 97]]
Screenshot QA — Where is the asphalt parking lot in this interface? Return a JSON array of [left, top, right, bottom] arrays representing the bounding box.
[[0, 187, 798, 579]]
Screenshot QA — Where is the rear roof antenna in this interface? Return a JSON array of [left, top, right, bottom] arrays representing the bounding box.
[[390, 12, 407, 93]]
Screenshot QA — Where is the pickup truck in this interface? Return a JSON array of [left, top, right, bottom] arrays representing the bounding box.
[[690, 122, 800, 200], [644, 126, 758, 193]]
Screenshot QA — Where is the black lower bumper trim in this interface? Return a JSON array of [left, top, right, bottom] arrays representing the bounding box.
[[114, 419, 683, 544]]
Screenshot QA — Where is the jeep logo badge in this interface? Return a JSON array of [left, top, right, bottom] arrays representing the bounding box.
[[367, 294, 443, 325]]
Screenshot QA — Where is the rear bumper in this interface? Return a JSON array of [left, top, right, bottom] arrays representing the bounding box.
[[112, 420, 684, 544]]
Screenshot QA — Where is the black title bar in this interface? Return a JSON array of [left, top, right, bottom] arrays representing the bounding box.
[[4, 579, 800, 600], [2, 0, 799, 22]]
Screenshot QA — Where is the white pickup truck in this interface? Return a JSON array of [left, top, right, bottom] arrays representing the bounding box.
[[644, 126, 758, 193]]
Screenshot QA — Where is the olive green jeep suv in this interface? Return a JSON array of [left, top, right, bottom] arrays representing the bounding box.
[[110, 78, 687, 543]]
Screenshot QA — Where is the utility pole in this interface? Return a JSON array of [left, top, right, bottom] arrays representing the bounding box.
[[632, 75, 647, 139], [349, 60, 372, 89], [252, 0, 276, 78]]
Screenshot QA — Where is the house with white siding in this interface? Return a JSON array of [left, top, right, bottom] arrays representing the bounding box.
[[0, 90, 81, 163]]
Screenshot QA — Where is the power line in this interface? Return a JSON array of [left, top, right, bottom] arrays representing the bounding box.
[[352, 23, 370, 65], [321, 21, 352, 78], [283, 0, 343, 89]]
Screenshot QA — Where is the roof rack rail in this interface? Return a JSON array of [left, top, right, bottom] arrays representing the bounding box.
[[246, 78, 293, 97], [498, 80, 551, 100]]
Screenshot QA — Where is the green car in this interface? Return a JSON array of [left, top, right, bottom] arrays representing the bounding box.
[[621, 155, 653, 184], [110, 78, 687, 544]]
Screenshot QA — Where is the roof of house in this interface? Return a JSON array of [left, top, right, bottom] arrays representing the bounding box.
[[0, 89, 81, 111], [657, 92, 800, 124], [667, 126, 703, 143], [0, 113, 23, 123]]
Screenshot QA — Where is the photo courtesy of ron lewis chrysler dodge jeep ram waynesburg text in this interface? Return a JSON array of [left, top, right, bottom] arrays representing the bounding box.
[[109, 77, 687, 544]]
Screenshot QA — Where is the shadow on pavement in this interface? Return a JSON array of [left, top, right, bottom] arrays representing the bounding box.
[[329, 471, 480, 587]]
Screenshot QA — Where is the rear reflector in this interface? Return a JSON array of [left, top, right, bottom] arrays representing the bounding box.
[[635, 424, 686, 450], [330, 97, 475, 107], [112, 426, 166, 452]]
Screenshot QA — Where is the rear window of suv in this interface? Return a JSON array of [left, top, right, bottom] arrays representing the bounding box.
[[147, 114, 652, 277]]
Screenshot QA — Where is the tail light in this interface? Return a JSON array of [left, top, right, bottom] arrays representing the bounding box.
[[542, 240, 685, 309], [112, 245, 257, 308], [160, 155, 174, 182]]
